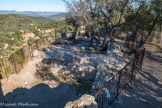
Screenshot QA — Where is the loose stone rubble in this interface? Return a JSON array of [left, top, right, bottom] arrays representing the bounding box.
[[92, 42, 127, 92], [34, 37, 130, 107], [65, 94, 97, 108], [36, 37, 126, 80]]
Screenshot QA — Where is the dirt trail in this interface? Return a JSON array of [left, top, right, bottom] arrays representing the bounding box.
[[0, 53, 77, 108], [114, 44, 162, 108], [1, 59, 40, 95]]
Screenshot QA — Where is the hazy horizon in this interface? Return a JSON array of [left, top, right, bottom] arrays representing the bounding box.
[[0, 0, 67, 12], [0, 9, 66, 13]]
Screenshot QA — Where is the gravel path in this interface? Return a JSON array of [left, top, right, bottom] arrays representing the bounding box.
[[114, 44, 162, 108]]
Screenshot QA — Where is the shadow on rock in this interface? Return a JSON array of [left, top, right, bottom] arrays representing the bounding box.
[[0, 83, 78, 108]]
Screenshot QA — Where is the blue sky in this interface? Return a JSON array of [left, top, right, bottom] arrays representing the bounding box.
[[0, 0, 67, 12]]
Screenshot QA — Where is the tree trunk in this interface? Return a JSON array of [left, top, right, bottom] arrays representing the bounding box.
[[160, 23, 162, 46], [102, 35, 108, 50], [160, 32, 162, 46], [101, 29, 112, 51], [75, 30, 79, 38], [90, 27, 95, 46], [71, 27, 79, 40]]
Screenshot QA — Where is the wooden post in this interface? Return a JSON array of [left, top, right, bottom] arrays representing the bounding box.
[[10, 56, 16, 74], [0, 60, 3, 79], [130, 58, 136, 84], [9, 60, 14, 74], [117, 72, 122, 98], [13, 57, 18, 74], [36, 40, 39, 50], [140, 48, 145, 71], [29, 45, 31, 58], [1, 59, 6, 78], [46, 38, 48, 45], [20, 49, 24, 66], [1, 64, 5, 78], [0, 65, 2, 79], [31, 45, 33, 58]]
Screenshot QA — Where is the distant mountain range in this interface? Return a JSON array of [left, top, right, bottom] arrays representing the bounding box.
[[0, 10, 68, 20], [49, 13, 69, 20]]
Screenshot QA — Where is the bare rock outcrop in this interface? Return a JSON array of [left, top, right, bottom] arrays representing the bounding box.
[[34, 37, 130, 108], [35, 38, 127, 88], [65, 94, 97, 108], [92, 42, 127, 93]]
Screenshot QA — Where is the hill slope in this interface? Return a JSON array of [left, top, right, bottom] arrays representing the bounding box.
[[26, 16, 54, 23], [49, 13, 69, 20], [0, 14, 36, 31], [0, 14, 56, 32]]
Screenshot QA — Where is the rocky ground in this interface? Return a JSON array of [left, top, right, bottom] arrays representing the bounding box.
[[65, 94, 98, 108], [0, 37, 127, 108], [35, 37, 128, 90], [113, 44, 162, 108], [1, 36, 161, 108], [0, 54, 78, 108]]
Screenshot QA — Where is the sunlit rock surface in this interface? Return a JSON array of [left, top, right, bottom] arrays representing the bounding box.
[[34, 37, 129, 107], [35, 37, 127, 86], [65, 94, 97, 108]]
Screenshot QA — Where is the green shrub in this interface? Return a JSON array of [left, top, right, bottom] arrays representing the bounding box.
[[27, 38, 35, 45], [0, 43, 4, 48]]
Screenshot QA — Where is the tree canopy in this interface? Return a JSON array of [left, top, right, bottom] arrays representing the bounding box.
[[64, 0, 162, 50]]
